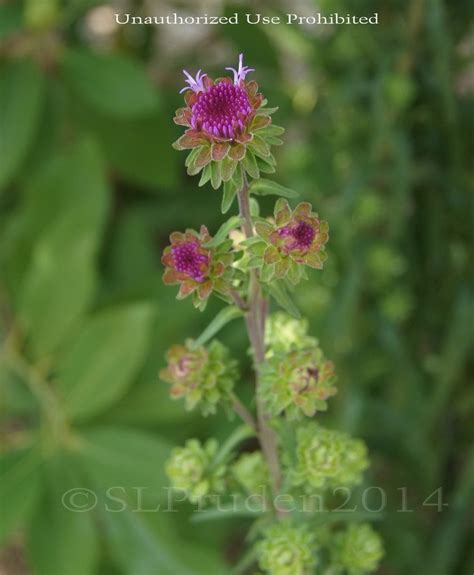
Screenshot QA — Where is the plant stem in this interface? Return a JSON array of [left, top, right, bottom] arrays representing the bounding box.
[[230, 392, 258, 431], [237, 176, 282, 498]]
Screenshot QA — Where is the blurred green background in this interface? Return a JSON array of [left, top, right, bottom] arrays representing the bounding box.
[[1, 0, 473, 574]]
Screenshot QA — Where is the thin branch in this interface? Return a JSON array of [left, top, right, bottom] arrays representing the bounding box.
[[230, 393, 258, 431]]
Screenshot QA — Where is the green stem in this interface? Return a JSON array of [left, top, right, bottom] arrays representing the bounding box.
[[237, 176, 283, 499]]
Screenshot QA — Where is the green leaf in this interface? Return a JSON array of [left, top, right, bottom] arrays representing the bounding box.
[[249, 178, 299, 199], [242, 150, 260, 179], [27, 454, 99, 575], [191, 504, 263, 523], [18, 139, 109, 358], [86, 110, 179, 191], [204, 216, 241, 247], [266, 281, 301, 318], [199, 163, 212, 187], [0, 447, 42, 545], [0, 4, 23, 41], [57, 303, 155, 420], [0, 59, 45, 191], [81, 426, 171, 504], [221, 179, 238, 214], [255, 124, 285, 137], [63, 48, 158, 118], [191, 306, 243, 348], [210, 160, 222, 190]]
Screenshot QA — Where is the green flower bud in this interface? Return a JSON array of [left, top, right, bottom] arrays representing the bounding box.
[[166, 438, 226, 503], [331, 523, 384, 575], [260, 346, 337, 419], [289, 423, 369, 492], [160, 340, 237, 416], [256, 522, 317, 575], [232, 451, 270, 495], [265, 312, 316, 356]]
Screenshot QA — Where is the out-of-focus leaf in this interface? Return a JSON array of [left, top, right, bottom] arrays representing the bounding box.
[[27, 453, 99, 575], [63, 49, 158, 118], [57, 303, 155, 420], [96, 505, 229, 575], [191, 306, 243, 348], [0, 4, 23, 41], [0, 59, 44, 191], [204, 216, 241, 247], [81, 426, 171, 503], [17, 139, 109, 358], [0, 446, 42, 544], [249, 178, 299, 198], [266, 281, 301, 318]]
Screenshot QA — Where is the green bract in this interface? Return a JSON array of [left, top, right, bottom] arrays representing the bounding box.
[[256, 522, 317, 575], [289, 423, 369, 492], [331, 523, 384, 575], [232, 451, 270, 495], [260, 346, 337, 419], [165, 438, 226, 503], [160, 339, 237, 416]]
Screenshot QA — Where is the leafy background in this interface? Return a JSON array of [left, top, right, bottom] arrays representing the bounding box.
[[0, 0, 473, 574]]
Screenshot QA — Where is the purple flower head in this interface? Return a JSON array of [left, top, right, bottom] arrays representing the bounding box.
[[278, 220, 316, 253], [171, 241, 209, 282], [180, 69, 207, 94], [190, 82, 252, 139], [225, 53, 255, 85]]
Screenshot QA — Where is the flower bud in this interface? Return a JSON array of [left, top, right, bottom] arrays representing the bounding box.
[[232, 451, 270, 495], [256, 522, 317, 575], [161, 225, 233, 310], [173, 54, 284, 191], [265, 312, 316, 356], [261, 347, 337, 419], [331, 523, 384, 574], [160, 340, 237, 416], [289, 423, 369, 492], [255, 200, 329, 283], [166, 438, 226, 503]]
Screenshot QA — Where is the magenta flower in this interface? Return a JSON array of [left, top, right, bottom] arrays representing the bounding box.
[[179, 69, 207, 94], [225, 53, 255, 85], [254, 200, 329, 282], [161, 226, 233, 307], [173, 54, 284, 189]]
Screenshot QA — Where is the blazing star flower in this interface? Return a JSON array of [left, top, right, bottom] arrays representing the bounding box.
[[173, 54, 284, 191], [256, 522, 318, 575], [254, 199, 329, 283], [288, 423, 369, 493], [160, 340, 237, 416], [331, 524, 384, 575], [260, 346, 337, 420], [161, 225, 233, 309], [166, 438, 226, 503]]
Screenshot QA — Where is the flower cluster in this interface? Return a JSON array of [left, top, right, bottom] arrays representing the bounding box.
[[256, 522, 317, 575], [330, 523, 384, 575], [159, 340, 237, 416], [261, 347, 337, 419], [173, 54, 284, 190], [161, 225, 233, 309], [164, 54, 383, 575], [232, 451, 270, 495], [254, 200, 329, 283], [289, 423, 369, 492], [166, 438, 226, 503]]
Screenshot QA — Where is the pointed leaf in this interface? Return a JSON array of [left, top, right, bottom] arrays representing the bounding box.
[[191, 306, 243, 349], [250, 178, 299, 199]]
